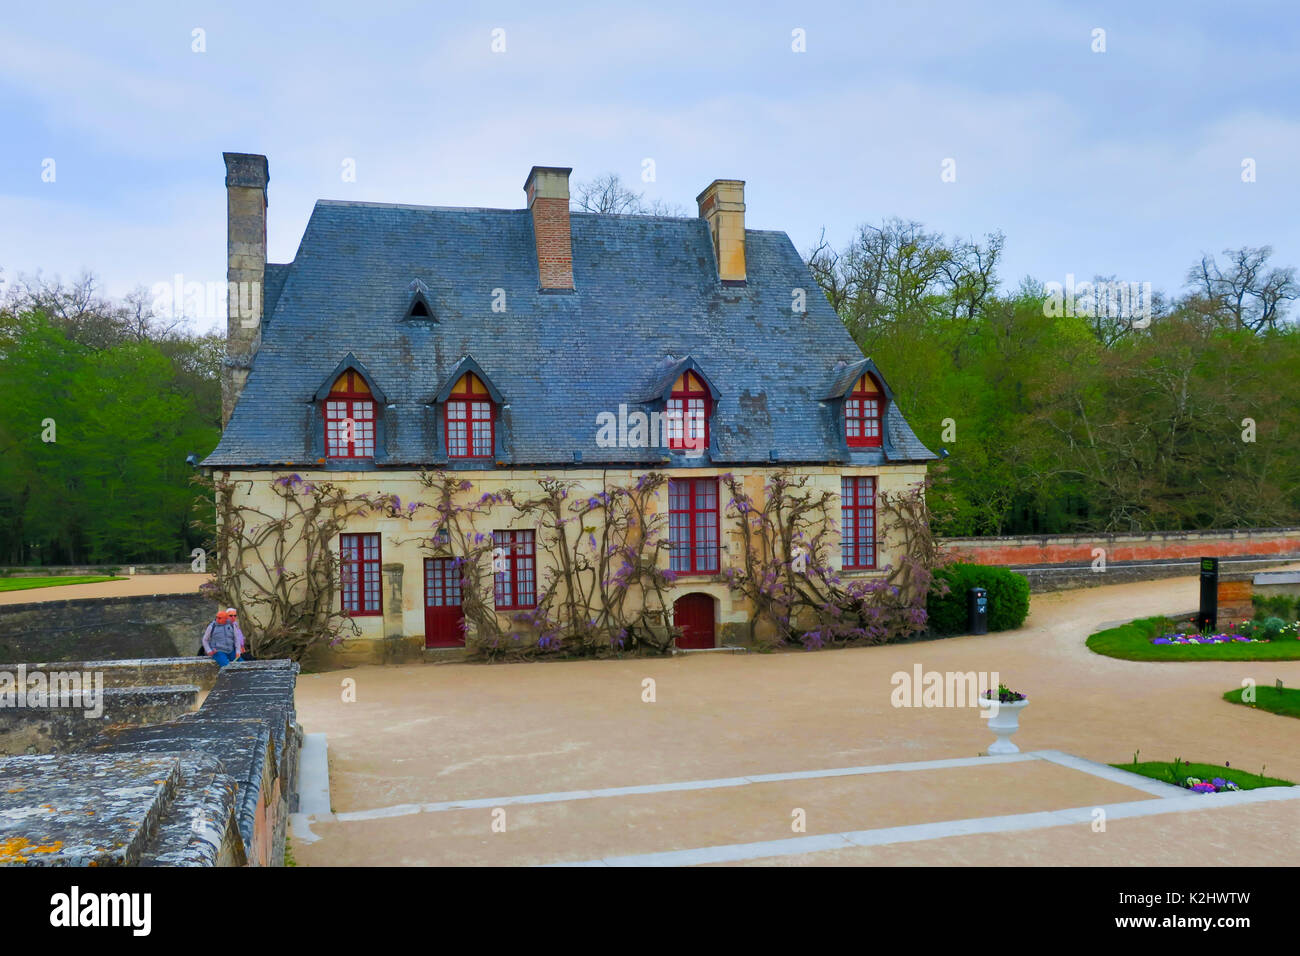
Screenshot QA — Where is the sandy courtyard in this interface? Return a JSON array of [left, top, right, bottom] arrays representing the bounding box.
[[292, 570, 1300, 866]]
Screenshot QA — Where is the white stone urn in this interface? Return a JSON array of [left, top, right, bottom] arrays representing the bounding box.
[[978, 696, 1029, 754]]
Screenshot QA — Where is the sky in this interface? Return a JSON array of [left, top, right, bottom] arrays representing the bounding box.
[[1, 0, 1297, 334]]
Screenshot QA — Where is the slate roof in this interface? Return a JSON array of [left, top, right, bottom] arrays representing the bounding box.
[[203, 200, 937, 469]]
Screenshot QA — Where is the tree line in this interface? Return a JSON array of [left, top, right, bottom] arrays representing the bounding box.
[[807, 220, 1300, 535], [0, 272, 221, 566]]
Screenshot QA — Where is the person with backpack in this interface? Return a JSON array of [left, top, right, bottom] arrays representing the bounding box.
[[201, 609, 244, 667]]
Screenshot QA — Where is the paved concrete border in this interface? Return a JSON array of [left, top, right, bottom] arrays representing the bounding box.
[[546, 785, 1300, 867], [289, 733, 330, 844], [1031, 750, 1190, 798], [316, 753, 1039, 824]]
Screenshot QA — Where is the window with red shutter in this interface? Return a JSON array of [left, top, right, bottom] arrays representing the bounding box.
[[668, 478, 720, 574], [844, 374, 882, 448], [841, 476, 877, 570], [493, 530, 536, 609], [666, 371, 710, 454], [340, 532, 382, 614], [324, 370, 377, 458], [446, 372, 495, 458]]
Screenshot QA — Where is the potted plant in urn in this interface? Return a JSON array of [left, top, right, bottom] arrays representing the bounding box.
[[978, 682, 1029, 754]]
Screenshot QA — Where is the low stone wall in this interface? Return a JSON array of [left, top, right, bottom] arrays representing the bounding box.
[[0, 658, 302, 867], [0, 683, 201, 757], [0, 593, 215, 663], [1, 563, 191, 577], [1011, 556, 1300, 594]]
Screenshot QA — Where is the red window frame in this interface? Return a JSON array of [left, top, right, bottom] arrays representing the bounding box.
[[324, 373, 376, 458], [340, 532, 383, 615], [667, 371, 710, 453], [845, 376, 882, 448], [493, 530, 536, 609], [445, 376, 495, 459], [841, 476, 877, 570], [668, 478, 720, 574]]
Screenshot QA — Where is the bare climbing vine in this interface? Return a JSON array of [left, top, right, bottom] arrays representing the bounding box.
[[416, 471, 678, 661], [719, 472, 946, 649], [194, 472, 410, 661]]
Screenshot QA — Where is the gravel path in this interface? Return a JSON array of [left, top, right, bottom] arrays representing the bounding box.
[[293, 566, 1300, 866]]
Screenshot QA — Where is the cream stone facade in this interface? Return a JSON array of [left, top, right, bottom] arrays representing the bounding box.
[[220, 463, 928, 665]]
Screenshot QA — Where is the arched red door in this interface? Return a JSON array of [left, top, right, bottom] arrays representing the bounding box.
[[424, 558, 465, 648], [673, 593, 715, 649]]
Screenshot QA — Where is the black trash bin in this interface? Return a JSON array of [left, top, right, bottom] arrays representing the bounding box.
[[968, 587, 988, 635]]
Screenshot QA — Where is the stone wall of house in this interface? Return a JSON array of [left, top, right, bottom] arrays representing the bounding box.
[[0, 593, 217, 664], [223, 464, 929, 667]]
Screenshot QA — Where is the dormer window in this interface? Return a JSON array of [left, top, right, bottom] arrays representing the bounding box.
[[845, 374, 882, 448], [325, 369, 376, 458], [446, 372, 494, 458], [667, 370, 710, 453]]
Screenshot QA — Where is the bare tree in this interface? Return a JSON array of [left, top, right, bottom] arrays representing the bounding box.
[[805, 218, 1002, 348], [2, 270, 182, 347], [1187, 246, 1298, 331], [571, 173, 688, 217]]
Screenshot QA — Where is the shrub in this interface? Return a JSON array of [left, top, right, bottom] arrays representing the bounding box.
[[1252, 594, 1299, 621], [926, 563, 1030, 634], [1237, 616, 1292, 640]]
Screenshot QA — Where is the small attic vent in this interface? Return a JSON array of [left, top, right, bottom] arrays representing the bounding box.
[[402, 282, 437, 323]]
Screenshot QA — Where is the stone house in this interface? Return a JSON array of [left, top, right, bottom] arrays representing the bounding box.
[[203, 153, 937, 664]]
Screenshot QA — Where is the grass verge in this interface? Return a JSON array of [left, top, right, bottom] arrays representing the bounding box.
[[1223, 685, 1300, 719], [1086, 615, 1300, 661], [0, 575, 124, 593], [1112, 760, 1293, 791]]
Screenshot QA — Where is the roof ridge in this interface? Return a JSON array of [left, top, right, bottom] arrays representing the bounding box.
[[314, 199, 521, 214]]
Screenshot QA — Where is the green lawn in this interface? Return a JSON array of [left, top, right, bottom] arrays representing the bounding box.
[[0, 575, 124, 592], [1223, 685, 1300, 719], [1112, 760, 1294, 791], [1087, 615, 1300, 661]]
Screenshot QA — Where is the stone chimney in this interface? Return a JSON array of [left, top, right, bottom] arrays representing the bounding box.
[[696, 179, 746, 284], [523, 166, 574, 291], [222, 152, 268, 427]]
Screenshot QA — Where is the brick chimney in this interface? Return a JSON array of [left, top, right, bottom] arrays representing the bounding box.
[[524, 166, 574, 291], [222, 152, 268, 427], [696, 179, 746, 284]]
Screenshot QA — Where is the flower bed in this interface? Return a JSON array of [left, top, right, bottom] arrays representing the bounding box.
[[1151, 616, 1299, 646], [1151, 632, 1270, 645], [1112, 759, 1294, 792], [1087, 616, 1300, 661]]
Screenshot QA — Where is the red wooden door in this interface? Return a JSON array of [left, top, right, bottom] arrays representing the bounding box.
[[424, 558, 465, 648], [673, 593, 715, 649]]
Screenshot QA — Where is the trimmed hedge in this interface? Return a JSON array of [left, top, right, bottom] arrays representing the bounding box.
[[927, 563, 1030, 634]]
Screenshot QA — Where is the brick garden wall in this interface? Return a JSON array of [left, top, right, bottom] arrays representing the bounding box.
[[939, 528, 1300, 595], [940, 527, 1300, 567]]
